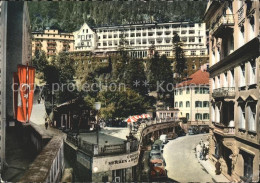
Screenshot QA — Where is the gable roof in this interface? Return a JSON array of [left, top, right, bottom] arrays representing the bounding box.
[[176, 70, 209, 88]]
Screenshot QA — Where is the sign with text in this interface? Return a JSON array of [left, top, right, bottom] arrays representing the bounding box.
[[92, 151, 139, 172]]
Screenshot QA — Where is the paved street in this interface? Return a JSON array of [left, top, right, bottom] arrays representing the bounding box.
[[163, 134, 215, 182]]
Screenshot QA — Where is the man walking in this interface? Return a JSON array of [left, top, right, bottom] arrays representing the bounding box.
[[45, 117, 49, 130]]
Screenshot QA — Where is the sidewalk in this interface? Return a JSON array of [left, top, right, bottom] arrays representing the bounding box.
[[198, 158, 229, 182], [195, 143, 229, 182]]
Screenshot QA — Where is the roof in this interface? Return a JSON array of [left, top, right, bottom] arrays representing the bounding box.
[[176, 69, 209, 88]]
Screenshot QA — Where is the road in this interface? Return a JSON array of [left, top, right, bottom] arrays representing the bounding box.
[[163, 134, 215, 182]]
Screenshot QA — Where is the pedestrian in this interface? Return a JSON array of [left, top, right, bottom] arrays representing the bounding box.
[[200, 139, 204, 146], [45, 118, 48, 130], [202, 144, 206, 160], [200, 145, 203, 160], [215, 160, 221, 175]]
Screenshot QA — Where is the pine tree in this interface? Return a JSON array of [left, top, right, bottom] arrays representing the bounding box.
[[172, 33, 186, 81]]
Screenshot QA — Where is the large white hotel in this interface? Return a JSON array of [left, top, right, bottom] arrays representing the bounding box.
[[73, 22, 208, 58]]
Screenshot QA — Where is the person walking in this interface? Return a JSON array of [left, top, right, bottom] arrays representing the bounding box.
[[202, 144, 206, 160], [45, 117, 49, 130]]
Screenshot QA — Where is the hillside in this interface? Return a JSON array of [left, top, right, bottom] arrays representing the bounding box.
[[28, 1, 207, 33]]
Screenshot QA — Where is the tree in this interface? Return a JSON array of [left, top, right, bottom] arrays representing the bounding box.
[[125, 58, 148, 96], [97, 88, 148, 120], [32, 50, 48, 73], [172, 33, 186, 81]]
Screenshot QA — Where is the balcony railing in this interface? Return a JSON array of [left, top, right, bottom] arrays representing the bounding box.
[[213, 122, 235, 136], [210, 14, 234, 36], [212, 87, 235, 98], [47, 41, 56, 45], [237, 5, 244, 24], [66, 134, 138, 156], [47, 46, 56, 50]]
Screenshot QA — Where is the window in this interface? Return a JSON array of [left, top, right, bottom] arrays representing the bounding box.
[[195, 113, 202, 120], [238, 103, 246, 129], [247, 102, 256, 132], [203, 88, 209, 94], [175, 90, 178, 95], [211, 105, 215, 122], [229, 69, 235, 87], [239, 64, 246, 87], [249, 60, 256, 85], [179, 102, 183, 107], [186, 113, 190, 119], [249, 16, 255, 40], [199, 88, 203, 94], [203, 113, 209, 119], [242, 152, 254, 180], [192, 64, 196, 70], [186, 101, 190, 107], [239, 25, 245, 47], [175, 102, 178, 107], [200, 50, 205, 55], [191, 51, 196, 55], [203, 101, 209, 107], [195, 87, 199, 94], [179, 89, 183, 95], [195, 101, 202, 108], [186, 88, 190, 94]]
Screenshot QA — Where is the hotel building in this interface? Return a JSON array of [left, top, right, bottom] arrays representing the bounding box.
[[32, 29, 74, 59], [204, 0, 259, 181], [0, 1, 32, 172], [174, 64, 210, 124], [73, 22, 209, 76]]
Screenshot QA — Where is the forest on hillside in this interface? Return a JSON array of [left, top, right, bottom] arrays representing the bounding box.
[[28, 1, 207, 33]]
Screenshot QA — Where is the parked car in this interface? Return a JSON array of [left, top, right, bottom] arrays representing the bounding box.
[[153, 140, 164, 153], [150, 158, 167, 180], [159, 134, 168, 144], [150, 150, 162, 158]]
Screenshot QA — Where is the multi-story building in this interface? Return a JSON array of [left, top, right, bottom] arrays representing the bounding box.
[[204, 0, 259, 182], [73, 22, 208, 75], [0, 1, 32, 172], [32, 29, 74, 59], [174, 64, 210, 123]]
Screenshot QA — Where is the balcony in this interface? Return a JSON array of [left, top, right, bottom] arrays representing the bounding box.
[[210, 14, 234, 37], [47, 46, 56, 50], [47, 41, 56, 45], [212, 87, 235, 99], [47, 52, 56, 56], [213, 122, 235, 137]]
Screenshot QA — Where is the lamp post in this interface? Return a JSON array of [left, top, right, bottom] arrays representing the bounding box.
[[94, 102, 101, 145]]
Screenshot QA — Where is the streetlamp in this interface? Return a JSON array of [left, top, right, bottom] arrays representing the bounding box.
[[94, 102, 101, 145]]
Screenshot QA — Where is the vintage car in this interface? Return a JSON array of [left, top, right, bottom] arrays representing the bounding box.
[[150, 158, 167, 179]]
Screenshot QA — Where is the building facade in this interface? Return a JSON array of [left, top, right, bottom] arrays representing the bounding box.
[[73, 22, 208, 58], [0, 1, 32, 172], [204, 0, 259, 182], [32, 29, 74, 59], [175, 65, 210, 123]]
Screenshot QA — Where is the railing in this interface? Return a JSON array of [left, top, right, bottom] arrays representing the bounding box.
[[212, 87, 235, 98], [47, 41, 56, 44], [213, 122, 235, 136], [211, 14, 234, 35], [67, 134, 78, 146], [237, 5, 244, 24], [47, 46, 56, 50], [99, 144, 126, 155], [66, 134, 135, 156]]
